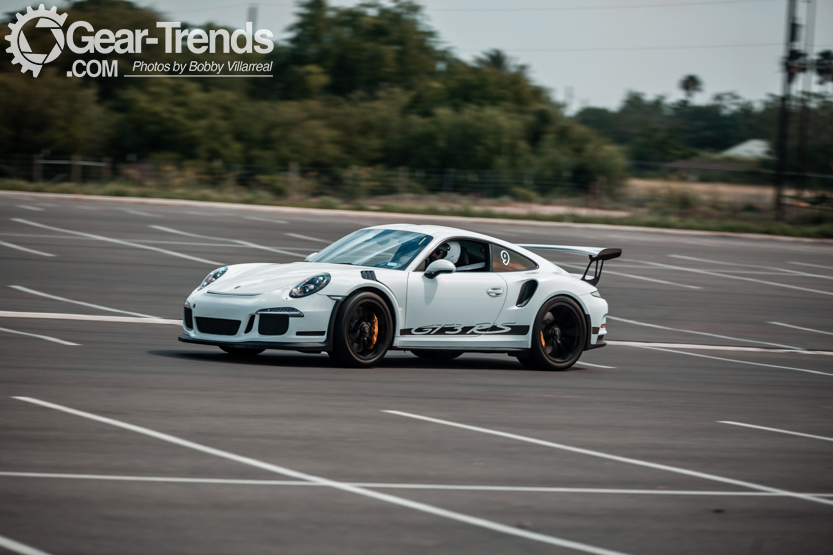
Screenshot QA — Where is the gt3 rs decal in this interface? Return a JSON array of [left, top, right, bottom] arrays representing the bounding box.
[[400, 323, 530, 336]]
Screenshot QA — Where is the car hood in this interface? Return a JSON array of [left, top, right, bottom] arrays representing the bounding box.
[[205, 262, 351, 295]]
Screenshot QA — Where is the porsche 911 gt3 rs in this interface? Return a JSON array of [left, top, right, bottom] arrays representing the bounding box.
[[178, 224, 621, 371]]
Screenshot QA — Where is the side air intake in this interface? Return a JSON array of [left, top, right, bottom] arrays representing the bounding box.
[[516, 280, 538, 307]]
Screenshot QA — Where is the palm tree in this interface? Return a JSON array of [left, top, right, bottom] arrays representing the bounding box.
[[679, 74, 703, 101], [476, 49, 526, 74]]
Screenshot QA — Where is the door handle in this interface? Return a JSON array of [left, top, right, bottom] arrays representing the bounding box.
[[487, 287, 504, 297]]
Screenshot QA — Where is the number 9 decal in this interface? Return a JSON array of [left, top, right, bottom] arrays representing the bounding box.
[[500, 250, 510, 266]]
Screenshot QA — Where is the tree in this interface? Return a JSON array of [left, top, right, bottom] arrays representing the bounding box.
[[679, 75, 703, 101], [475, 49, 527, 75]]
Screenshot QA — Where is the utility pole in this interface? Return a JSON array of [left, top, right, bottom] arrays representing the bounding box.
[[774, 0, 799, 221], [796, 0, 816, 195]]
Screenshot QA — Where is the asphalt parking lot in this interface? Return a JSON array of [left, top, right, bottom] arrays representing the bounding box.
[[0, 191, 831, 555]]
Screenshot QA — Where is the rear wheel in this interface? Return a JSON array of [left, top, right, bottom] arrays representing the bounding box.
[[517, 296, 587, 371], [411, 349, 463, 361], [331, 292, 393, 368], [220, 346, 265, 357]]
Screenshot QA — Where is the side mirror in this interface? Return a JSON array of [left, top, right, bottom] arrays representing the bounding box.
[[305, 252, 319, 262], [425, 259, 456, 279]]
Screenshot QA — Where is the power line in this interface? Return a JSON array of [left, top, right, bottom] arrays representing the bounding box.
[[166, 0, 790, 15], [430, 0, 781, 13], [460, 42, 799, 53]]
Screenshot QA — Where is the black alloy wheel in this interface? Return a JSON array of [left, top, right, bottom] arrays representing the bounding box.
[[220, 346, 265, 357], [517, 296, 587, 371], [331, 292, 393, 367]]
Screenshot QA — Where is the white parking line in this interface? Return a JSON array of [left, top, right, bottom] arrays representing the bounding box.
[[607, 341, 832, 355], [608, 316, 802, 350], [0, 533, 54, 555], [556, 262, 701, 290], [122, 209, 160, 218], [670, 255, 833, 281], [12, 397, 630, 555], [631, 346, 833, 377], [286, 233, 331, 244], [13, 219, 221, 266], [0, 241, 55, 258], [0, 312, 179, 325], [577, 362, 616, 369], [9, 286, 160, 319], [17, 205, 44, 212], [790, 261, 833, 271], [719, 421, 833, 443], [769, 322, 833, 337], [246, 216, 288, 224], [151, 226, 305, 258], [637, 260, 833, 297], [3, 472, 833, 497], [0, 327, 78, 346], [384, 411, 833, 508]]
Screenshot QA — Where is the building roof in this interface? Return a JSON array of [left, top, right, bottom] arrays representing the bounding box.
[[720, 139, 771, 160]]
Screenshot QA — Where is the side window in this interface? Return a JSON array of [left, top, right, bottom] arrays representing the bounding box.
[[491, 245, 537, 272], [455, 240, 489, 272], [415, 239, 490, 272]]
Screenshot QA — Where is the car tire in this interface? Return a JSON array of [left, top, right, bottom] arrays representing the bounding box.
[[331, 291, 393, 368], [220, 346, 265, 357], [411, 349, 463, 361], [520, 296, 587, 371]]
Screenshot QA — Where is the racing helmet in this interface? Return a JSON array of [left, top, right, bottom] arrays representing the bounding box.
[[444, 241, 461, 264]]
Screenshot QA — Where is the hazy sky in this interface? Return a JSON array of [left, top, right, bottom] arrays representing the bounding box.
[[4, 0, 832, 110]]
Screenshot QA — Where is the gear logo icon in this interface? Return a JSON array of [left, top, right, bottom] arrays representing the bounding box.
[[4, 5, 67, 77]]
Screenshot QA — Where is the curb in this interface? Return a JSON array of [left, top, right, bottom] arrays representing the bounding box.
[[3, 190, 832, 245]]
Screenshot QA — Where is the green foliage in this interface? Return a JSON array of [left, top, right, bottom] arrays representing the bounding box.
[[0, 0, 624, 195], [511, 187, 538, 202], [576, 89, 833, 179], [0, 70, 109, 156]]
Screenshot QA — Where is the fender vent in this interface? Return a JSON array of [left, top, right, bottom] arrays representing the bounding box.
[[361, 270, 378, 281], [516, 280, 538, 307]]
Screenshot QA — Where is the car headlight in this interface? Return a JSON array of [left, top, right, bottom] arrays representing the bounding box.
[[290, 273, 331, 298], [198, 266, 228, 290]]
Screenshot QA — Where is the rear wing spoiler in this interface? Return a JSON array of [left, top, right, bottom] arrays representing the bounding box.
[[518, 245, 622, 286]]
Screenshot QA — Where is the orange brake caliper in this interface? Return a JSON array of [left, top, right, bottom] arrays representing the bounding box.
[[369, 314, 379, 349]]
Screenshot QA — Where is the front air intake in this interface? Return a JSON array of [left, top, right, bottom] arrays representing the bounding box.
[[183, 307, 193, 329], [258, 314, 289, 336], [195, 317, 240, 336]]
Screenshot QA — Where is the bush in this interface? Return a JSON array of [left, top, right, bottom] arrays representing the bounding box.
[[511, 187, 539, 202]]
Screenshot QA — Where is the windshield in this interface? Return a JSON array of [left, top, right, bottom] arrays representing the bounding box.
[[311, 229, 433, 270]]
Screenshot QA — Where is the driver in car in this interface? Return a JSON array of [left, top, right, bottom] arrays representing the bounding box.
[[427, 242, 461, 265], [428, 242, 449, 262]]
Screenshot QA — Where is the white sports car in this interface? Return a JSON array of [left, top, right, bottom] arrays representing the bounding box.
[[178, 224, 621, 371]]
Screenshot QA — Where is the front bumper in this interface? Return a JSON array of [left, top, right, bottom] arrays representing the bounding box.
[[181, 291, 339, 351]]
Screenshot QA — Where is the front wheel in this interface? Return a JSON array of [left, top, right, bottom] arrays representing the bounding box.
[[331, 292, 393, 368], [518, 296, 587, 371]]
